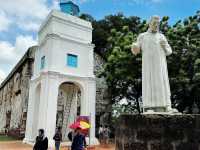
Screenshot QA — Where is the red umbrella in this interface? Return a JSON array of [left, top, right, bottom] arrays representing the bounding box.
[[69, 121, 80, 129], [69, 121, 90, 130], [69, 121, 90, 136]]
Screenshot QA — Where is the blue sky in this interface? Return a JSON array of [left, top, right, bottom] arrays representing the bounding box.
[[0, 0, 199, 82], [78, 0, 200, 24]]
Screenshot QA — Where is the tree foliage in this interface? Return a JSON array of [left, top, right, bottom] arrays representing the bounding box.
[[165, 11, 200, 113]]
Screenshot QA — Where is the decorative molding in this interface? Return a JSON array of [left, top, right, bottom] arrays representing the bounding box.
[[39, 10, 92, 34], [39, 33, 94, 49], [48, 71, 96, 81], [31, 71, 95, 82]]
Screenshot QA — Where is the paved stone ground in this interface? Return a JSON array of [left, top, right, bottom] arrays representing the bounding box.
[[0, 141, 115, 150]]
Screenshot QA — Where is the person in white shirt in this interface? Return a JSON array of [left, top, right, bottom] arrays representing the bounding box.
[[98, 125, 104, 143]]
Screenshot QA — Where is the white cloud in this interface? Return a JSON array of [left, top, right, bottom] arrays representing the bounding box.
[[52, 0, 60, 10], [0, 0, 49, 20], [0, 11, 11, 32], [0, 0, 59, 32], [14, 35, 37, 60], [0, 41, 15, 65], [17, 21, 40, 32], [0, 0, 54, 81], [0, 69, 6, 84], [0, 35, 37, 79]]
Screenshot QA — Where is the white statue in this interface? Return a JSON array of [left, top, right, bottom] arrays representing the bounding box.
[[131, 16, 176, 113]]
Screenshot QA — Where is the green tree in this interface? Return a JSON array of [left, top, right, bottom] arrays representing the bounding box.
[[100, 26, 144, 113], [165, 11, 200, 113]]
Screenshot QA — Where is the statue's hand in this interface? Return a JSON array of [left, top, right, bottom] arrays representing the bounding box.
[[160, 39, 166, 49], [131, 43, 140, 55]]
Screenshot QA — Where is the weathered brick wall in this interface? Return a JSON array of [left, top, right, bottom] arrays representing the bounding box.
[[94, 53, 112, 125], [0, 47, 35, 138], [116, 114, 200, 150]]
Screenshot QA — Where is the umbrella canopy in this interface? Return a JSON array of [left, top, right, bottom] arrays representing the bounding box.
[[69, 121, 90, 130]]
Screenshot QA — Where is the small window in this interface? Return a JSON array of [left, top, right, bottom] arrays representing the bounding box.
[[67, 54, 78, 68], [41, 56, 45, 69]]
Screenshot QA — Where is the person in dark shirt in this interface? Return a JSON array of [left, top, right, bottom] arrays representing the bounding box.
[[71, 128, 86, 150], [53, 127, 62, 150], [33, 129, 48, 150]]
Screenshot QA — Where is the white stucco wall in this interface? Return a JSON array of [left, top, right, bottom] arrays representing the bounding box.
[[34, 10, 94, 79], [38, 10, 92, 45]]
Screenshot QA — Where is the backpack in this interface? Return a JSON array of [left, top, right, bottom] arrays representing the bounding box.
[[68, 131, 73, 141], [53, 133, 61, 141]]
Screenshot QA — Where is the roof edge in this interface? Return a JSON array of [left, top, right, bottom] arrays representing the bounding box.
[[0, 46, 38, 90]]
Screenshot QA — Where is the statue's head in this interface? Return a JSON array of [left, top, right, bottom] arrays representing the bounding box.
[[148, 15, 160, 33]]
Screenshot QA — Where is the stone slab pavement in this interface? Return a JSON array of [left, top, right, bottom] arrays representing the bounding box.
[[0, 141, 115, 150]]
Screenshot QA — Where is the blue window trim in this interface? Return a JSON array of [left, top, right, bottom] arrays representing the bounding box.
[[67, 54, 78, 68], [40, 56, 45, 69]]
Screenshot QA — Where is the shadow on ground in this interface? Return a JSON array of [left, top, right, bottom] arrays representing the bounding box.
[[0, 141, 115, 150]]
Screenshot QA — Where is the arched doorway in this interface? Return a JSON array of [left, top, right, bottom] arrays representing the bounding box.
[[32, 83, 41, 139], [56, 82, 81, 141]]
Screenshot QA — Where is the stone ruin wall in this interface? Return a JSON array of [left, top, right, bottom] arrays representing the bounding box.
[[94, 53, 112, 126], [116, 114, 200, 150], [0, 47, 35, 138], [56, 84, 81, 141]]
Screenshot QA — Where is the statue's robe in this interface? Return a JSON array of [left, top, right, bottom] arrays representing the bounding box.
[[132, 31, 172, 110]]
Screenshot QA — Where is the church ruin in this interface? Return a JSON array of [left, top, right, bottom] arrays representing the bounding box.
[[0, 1, 111, 146]]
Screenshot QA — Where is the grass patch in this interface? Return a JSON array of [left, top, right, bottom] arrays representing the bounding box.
[[0, 135, 18, 141]]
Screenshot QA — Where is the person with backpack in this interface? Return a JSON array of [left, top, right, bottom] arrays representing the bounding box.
[[33, 129, 48, 150], [68, 129, 78, 142], [53, 127, 62, 150]]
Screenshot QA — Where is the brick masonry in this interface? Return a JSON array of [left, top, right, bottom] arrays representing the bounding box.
[[116, 114, 200, 150], [0, 47, 35, 138]]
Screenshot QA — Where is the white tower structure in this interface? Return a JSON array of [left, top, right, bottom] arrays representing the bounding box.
[[23, 3, 98, 147]]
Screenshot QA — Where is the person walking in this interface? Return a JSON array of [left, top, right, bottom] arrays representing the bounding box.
[[103, 126, 110, 145], [98, 125, 103, 144], [53, 127, 62, 150], [71, 127, 87, 150], [33, 129, 48, 150], [68, 129, 78, 142]]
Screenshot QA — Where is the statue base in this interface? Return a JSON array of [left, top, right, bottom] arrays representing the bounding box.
[[116, 114, 200, 150], [143, 106, 180, 114]]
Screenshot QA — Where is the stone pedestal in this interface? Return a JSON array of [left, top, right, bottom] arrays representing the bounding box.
[[116, 114, 200, 150]]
